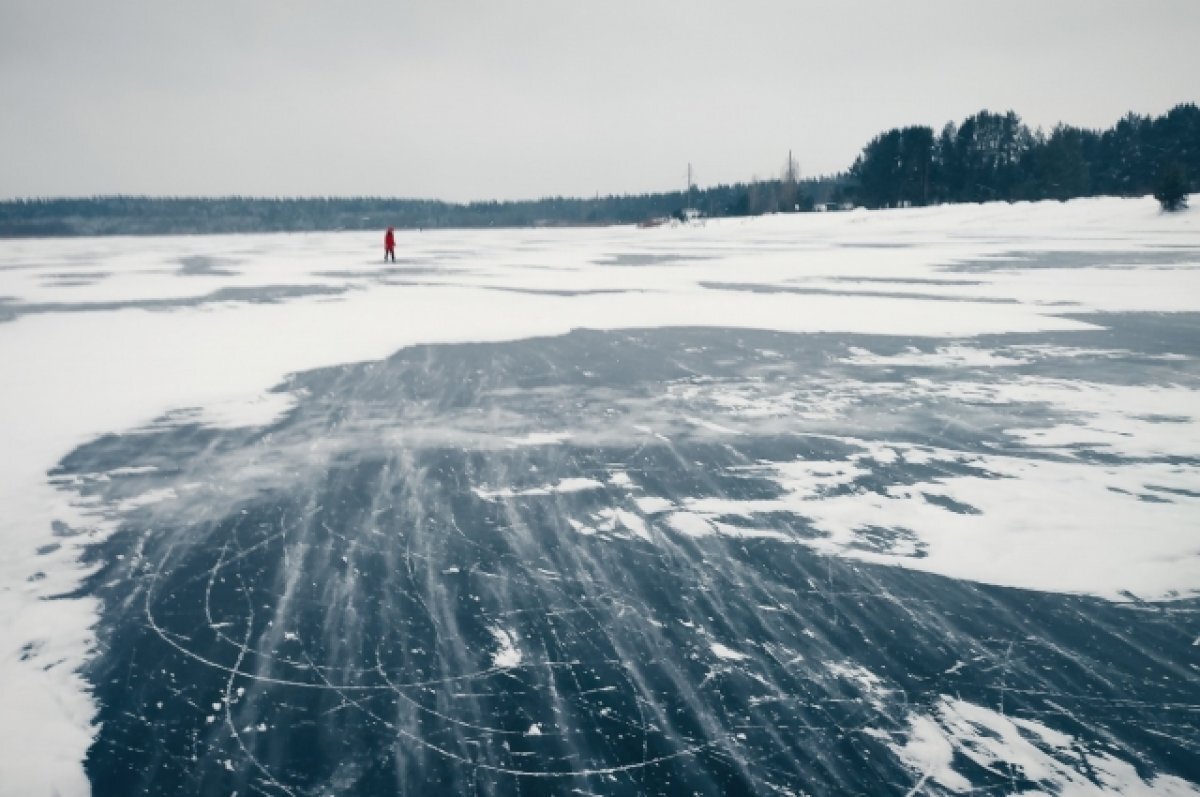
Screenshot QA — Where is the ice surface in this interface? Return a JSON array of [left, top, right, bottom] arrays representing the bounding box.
[[1, 195, 1198, 795]]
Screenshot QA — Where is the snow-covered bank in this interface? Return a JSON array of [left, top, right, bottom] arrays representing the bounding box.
[[0, 194, 1197, 795]]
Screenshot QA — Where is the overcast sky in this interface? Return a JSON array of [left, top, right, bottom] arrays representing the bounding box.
[[2, 0, 1198, 201]]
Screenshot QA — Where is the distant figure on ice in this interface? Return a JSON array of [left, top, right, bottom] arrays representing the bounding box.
[[384, 226, 396, 262]]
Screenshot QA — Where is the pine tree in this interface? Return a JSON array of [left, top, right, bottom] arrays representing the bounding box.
[[1154, 163, 1189, 212]]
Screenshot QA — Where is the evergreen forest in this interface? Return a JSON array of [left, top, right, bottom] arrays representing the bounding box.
[[849, 103, 1198, 209], [1, 104, 1195, 237]]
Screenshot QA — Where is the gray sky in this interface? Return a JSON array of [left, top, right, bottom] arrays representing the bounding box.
[[2, 0, 1198, 201]]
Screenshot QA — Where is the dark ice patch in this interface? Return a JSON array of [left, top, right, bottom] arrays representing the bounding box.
[[920, 492, 982, 515], [700, 280, 1018, 303], [0, 284, 351, 323], [179, 256, 240, 277], [837, 242, 916, 249], [946, 249, 1200, 273], [476, 285, 644, 297], [41, 270, 111, 287], [844, 524, 929, 557], [595, 253, 709, 267], [826, 275, 987, 286], [1145, 484, 1200, 499], [312, 262, 443, 279], [47, 323, 1200, 796]]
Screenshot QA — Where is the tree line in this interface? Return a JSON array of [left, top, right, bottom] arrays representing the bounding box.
[[0, 177, 845, 238], [0, 103, 1194, 237], [849, 103, 1197, 209]]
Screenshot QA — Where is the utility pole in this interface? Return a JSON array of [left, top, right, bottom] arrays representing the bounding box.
[[784, 149, 800, 211]]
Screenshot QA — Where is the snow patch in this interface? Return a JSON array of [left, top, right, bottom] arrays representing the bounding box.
[[845, 344, 1029, 368], [506, 431, 572, 447], [666, 512, 715, 538], [607, 470, 633, 486], [473, 478, 605, 500], [489, 627, 522, 669], [634, 496, 674, 515], [710, 642, 749, 662], [888, 697, 1200, 796]]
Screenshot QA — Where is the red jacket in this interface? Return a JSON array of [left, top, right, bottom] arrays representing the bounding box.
[[384, 228, 395, 248]]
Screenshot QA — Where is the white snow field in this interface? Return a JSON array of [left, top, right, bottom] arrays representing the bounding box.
[[1, 195, 1198, 795]]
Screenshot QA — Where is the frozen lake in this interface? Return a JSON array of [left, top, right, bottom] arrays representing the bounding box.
[[1, 197, 1199, 795]]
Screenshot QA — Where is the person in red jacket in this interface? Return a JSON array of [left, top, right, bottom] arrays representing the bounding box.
[[384, 227, 396, 262]]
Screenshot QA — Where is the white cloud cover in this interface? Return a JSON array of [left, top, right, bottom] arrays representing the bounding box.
[[3, 2, 1199, 199]]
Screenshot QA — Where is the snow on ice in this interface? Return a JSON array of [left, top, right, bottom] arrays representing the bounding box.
[[0, 195, 1198, 795]]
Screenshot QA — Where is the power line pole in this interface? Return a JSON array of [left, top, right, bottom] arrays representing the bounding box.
[[783, 149, 800, 211]]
